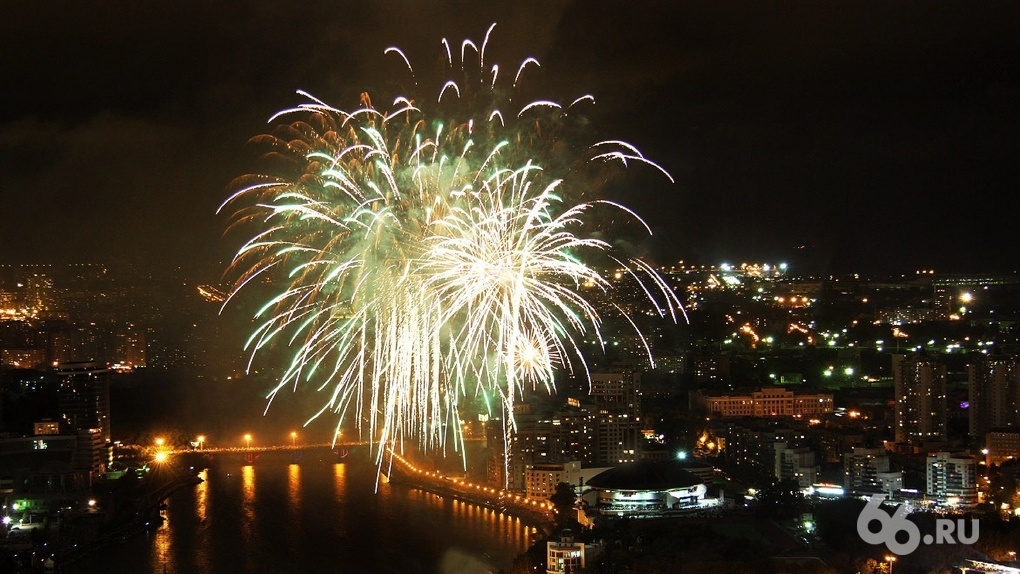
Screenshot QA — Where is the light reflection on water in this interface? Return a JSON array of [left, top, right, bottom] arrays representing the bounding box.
[[195, 469, 208, 523], [65, 450, 533, 573], [150, 503, 171, 571], [287, 463, 301, 516]]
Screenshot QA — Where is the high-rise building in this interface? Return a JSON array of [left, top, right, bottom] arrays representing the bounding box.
[[893, 353, 947, 445], [56, 361, 111, 473], [985, 430, 1020, 467], [844, 446, 896, 496], [774, 442, 818, 488], [590, 372, 641, 466], [112, 323, 147, 368], [969, 356, 1020, 439], [490, 372, 640, 490], [926, 451, 978, 508], [723, 421, 805, 484]]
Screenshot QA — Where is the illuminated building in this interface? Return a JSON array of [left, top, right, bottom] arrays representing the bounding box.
[[968, 357, 1020, 440], [817, 428, 865, 463], [926, 451, 978, 509], [33, 421, 60, 435], [893, 353, 947, 445], [724, 421, 803, 483], [585, 459, 722, 518], [590, 372, 641, 465], [488, 401, 596, 491], [491, 370, 642, 491], [0, 434, 93, 515], [56, 361, 111, 473], [1, 348, 46, 369], [526, 461, 581, 500], [546, 529, 600, 574], [690, 387, 834, 418], [985, 430, 1020, 467], [774, 442, 818, 488], [112, 323, 147, 368], [691, 354, 730, 385], [843, 446, 903, 497]]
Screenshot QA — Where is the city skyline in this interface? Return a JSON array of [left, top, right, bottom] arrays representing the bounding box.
[[4, 236, 1020, 571], [2, 2, 1018, 276]]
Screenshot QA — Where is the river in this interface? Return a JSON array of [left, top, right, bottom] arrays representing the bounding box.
[[63, 448, 536, 573]]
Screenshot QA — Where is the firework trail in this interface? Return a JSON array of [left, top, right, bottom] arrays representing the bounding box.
[[219, 23, 683, 480]]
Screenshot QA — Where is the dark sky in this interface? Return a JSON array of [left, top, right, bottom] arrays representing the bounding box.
[[2, 1, 1018, 277]]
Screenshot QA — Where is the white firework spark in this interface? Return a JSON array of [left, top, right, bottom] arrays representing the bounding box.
[[220, 23, 683, 482]]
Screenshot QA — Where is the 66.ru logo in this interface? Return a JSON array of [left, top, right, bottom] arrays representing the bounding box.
[[856, 495, 979, 555]]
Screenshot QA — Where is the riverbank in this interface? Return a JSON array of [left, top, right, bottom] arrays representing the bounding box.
[[47, 472, 203, 571], [385, 451, 556, 531]]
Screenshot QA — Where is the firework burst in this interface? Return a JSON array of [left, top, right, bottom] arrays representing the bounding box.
[[220, 23, 683, 478]]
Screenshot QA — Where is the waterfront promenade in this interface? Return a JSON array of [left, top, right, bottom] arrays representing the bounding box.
[[385, 450, 557, 528]]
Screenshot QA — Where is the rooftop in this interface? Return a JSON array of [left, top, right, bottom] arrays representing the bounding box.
[[586, 460, 702, 491]]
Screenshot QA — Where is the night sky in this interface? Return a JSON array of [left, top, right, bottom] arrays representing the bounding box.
[[2, 1, 1018, 277]]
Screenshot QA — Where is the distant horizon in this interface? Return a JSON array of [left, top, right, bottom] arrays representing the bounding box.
[[0, 259, 1017, 279], [3, 3, 1018, 285]]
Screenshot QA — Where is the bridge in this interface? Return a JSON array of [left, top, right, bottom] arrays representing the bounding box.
[[167, 441, 370, 455]]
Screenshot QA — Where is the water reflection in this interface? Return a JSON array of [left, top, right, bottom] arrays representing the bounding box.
[[241, 464, 256, 572], [242, 466, 255, 501], [66, 456, 532, 574], [332, 462, 346, 496], [150, 504, 171, 572], [287, 464, 301, 515], [411, 487, 533, 560], [196, 469, 208, 523]]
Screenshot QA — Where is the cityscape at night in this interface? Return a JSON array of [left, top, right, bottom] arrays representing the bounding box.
[[3, 2, 1020, 574]]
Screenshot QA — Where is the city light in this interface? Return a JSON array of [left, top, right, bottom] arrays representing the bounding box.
[[244, 434, 252, 450]]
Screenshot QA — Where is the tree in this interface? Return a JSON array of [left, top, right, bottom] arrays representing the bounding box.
[[754, 478, 805, 520], [549, 482, 577, 523]]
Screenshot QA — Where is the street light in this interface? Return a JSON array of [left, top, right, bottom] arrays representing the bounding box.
[[291, 431, 297, 447], [197, 435, 205, 451], [155, 437, 165, 447], [244, 434, 252, 450], [885, 555, 896, 574]]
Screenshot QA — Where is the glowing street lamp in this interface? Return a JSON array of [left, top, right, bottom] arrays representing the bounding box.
[[291, 431, 297, 447], [197, 435, 205, 451], [244, 434, 252, 450], [155, 437, 165, 448], [885, 555, 896, 574]]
